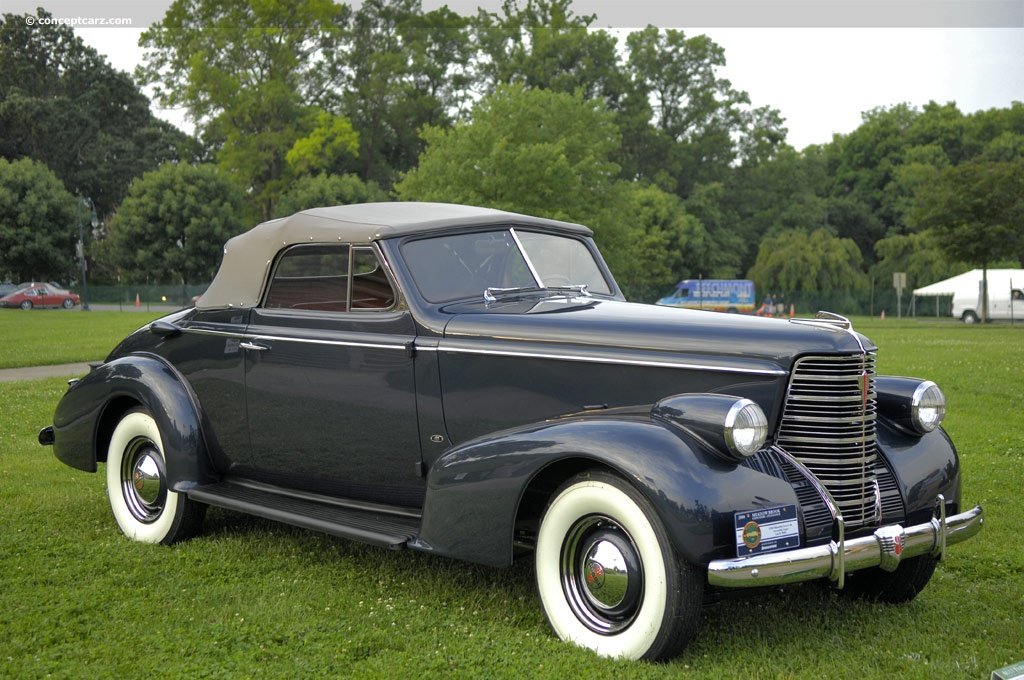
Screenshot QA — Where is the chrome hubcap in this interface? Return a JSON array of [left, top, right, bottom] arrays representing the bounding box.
[[560, 516, 643, 634], [582, 540, 629, 608], [121, 438, 166, 523]]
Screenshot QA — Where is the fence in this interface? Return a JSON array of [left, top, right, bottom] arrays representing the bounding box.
[[68, 282, 951, 318], [627, 285, 953, 318], [72, 283, 210, 310]]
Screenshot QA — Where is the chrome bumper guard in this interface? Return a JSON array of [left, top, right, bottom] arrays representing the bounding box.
[[708, 496, 984, 589]]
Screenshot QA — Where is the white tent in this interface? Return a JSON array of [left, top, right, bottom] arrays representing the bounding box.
[[913, 270, 981, 297], [913, 269, 1024, 297]]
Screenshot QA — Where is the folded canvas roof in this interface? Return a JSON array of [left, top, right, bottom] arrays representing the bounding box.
[[198, 202, 590, 310]]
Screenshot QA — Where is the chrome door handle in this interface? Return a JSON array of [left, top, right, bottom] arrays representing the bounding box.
[[239, 341, 269, 352]]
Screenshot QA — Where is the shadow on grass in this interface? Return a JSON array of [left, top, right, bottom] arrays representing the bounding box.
[[198, 505, 895, 662]]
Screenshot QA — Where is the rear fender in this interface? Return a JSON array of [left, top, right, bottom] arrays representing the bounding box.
[[416, 416, 798, 567], [51, 354, 214, 491]]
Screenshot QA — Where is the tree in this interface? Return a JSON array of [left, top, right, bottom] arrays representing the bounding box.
[[720, 145, 830, 273], [613, 183, 713, 301], [395, 85, 621, 229], [138, 0, 349, 218], [285, 111, 360, 177], [914, 157, 1024, 320], [471, 0, 626, 105], [0, 157, 80, 282], [747, 229, 866, 309], [0, 9, 192, 217], [273, 174, 390, 218], [622, 27, 775, 195], [871, 231, 967, 311], [342, 0, 472, 186], [103, 163, 247, 285]]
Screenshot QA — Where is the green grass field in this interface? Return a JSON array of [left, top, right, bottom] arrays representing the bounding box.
[[0, 310, 164, 369], [0, 316, 1021, 678]]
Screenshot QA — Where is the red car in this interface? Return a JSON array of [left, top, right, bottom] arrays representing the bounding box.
[[0, 284, 80, 310]]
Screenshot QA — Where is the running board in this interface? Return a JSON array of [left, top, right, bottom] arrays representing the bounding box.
[[188, 482, 421, 549]]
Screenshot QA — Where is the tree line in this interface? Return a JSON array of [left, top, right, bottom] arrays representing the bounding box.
[[1, 1, 1022, 310]]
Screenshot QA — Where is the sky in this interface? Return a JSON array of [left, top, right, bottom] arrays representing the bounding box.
[[71, 21, 1024, 151]]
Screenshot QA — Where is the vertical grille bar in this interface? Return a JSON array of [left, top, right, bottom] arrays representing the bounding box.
[[776, 354, 878, 528]]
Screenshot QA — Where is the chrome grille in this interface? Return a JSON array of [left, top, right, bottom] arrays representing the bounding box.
[[777, 354, 878, 528]]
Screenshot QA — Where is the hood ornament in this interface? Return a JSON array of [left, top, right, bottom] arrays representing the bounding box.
[[788, 311, 851, 330]]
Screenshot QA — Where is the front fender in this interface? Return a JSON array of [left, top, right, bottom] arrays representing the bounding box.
[[51, 354, 214, 491], [416, 416, 798, 567], [877, 418, 961, 523]]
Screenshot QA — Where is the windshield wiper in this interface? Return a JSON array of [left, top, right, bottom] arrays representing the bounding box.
[[483, 284, 591, 304]]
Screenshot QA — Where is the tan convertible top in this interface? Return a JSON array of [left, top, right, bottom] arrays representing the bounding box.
[[197, 202, 592, 310]]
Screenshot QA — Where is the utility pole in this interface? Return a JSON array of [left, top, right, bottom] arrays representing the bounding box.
[[78, 197, 98, 311]]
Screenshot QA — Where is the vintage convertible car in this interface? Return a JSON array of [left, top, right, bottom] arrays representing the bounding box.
[[40, 202, 983, 661]]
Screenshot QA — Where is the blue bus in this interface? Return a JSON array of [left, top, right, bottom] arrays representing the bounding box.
[[655, 279, 756, 313]]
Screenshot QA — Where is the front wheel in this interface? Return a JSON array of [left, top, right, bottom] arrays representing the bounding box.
[[535, 471, 702, 661], [20, 300, 32, 310], [62, 298, 74, 308], [105, 408, 205, 544], [961, 310, 979, 324]]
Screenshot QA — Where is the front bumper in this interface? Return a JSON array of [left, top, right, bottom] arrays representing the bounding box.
[[708, 496, 983, 589]]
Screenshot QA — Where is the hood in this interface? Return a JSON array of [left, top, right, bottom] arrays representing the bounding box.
[[442, 298, 874, 368]]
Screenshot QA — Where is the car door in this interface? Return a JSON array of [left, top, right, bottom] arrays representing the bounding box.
[[241, 243, 425, 507], [36, 286, 57, 306]]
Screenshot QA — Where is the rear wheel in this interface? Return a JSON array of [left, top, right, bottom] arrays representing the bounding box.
[[842, 555, 938, 603], [105, 408, 205, 544], [961, 310, 979, 324], [535, 470, 702, 661]]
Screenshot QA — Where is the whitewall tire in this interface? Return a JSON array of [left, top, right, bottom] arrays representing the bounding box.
[[105, 409, 205, 544], [535, 471, 702, 661]]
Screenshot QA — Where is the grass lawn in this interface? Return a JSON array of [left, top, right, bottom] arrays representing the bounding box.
[[0, 310, 164, 369], [0, 318, 1021, 678]]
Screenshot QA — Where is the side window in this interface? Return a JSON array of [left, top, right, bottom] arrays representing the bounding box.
[[351, 247, 396, 310], [264, 244, 350, 312], [263, 244, 396, 312]]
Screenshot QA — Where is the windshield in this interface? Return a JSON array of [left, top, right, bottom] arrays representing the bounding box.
[[402, 229, 612, 303]]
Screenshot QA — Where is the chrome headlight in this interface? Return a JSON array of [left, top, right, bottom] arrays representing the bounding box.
[[877, 376, 948, 436], [724, 399, 769, 457], [911, 381, 946, 433], [652, 394, 769, 462]]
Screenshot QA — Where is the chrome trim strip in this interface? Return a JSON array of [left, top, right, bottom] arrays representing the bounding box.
[[772, 446, 840, 522], [182, 327, 409, 351], [708, 501, 983, 589], [249, 334, 409, 351], [437, 345, 788, 376], [182, 327, 246, 339], [509, 227, 544, 287], [183, 328, 786, 374]]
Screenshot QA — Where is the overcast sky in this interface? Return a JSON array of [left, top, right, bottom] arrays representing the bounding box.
[[73, 22, 1024, 151]]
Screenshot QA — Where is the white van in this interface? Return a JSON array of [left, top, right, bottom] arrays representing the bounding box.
[[951, 270, 1024, 323]]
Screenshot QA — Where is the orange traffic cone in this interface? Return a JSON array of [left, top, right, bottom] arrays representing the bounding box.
[[134, 293, 141, 308], [789, 303, 795, 318]]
